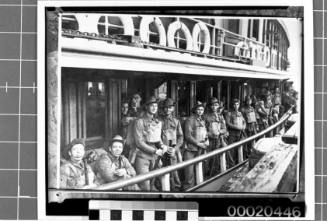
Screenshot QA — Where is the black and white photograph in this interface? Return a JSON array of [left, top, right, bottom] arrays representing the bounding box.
[[37, 1, 314, 219]]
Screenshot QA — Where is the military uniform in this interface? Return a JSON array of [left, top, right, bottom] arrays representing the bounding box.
[[95, 151, 138, 190], [60, 160, 96, 189], [133, 97, 165, 191], [160, 113, 184, 191], [183, 112, 208, 190], [204, 110, 228, 176], [241, 105, 258, 157], [256, 100, 270, 131], [60, 138, 97, 189], [226, 108, 246, 168]]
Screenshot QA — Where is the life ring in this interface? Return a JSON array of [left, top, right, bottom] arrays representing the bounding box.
[[234, 41, 249, 58], [139, 16, 166, 46], [167, 21, 193, 50], [264, 46, 271, 67], [118, 16, 134, 35], [249, 42, 259, 60], [192, 22, 211, 54]]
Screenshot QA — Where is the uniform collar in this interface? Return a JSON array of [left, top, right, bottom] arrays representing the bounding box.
[[70, 160, 84, 169], [108, 151, 122, 162]]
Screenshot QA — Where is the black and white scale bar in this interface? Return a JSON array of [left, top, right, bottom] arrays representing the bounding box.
[[89, 200, 198, 221]]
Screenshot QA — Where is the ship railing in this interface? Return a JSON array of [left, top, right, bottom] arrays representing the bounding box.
[[93, 106, 295, 191]]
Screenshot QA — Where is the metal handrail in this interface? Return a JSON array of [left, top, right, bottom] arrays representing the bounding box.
[[94, 106, 295, 191]]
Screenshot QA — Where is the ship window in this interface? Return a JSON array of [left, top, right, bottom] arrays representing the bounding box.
[[98, 16, 124, 35], [177, 81, 190, 117], [154, 82, 167, 100], [227, 20, 240, 34], [252, 20, 259, 40], [86, 81, 106, 138], [195, 30, 206, 52], [174, 30, 187, 50], [62, 15, 79, 30], [149, 22, 160, 44]]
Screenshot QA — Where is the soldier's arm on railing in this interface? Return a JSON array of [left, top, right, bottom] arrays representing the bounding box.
[[134, 119, 157, 154], [122, 157, 136, 178], [95, 155, 116, 183]]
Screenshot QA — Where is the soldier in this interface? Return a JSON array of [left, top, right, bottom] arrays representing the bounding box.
[[133, 96, 168, 191], [256, 97, 269, 132], [204, 97, 229, 177], [159, 98, 184, 191], [120, 99, 131, 139], [129, 93, 143, 117], [183, 101, 209, 190], [95, 135, 139, 190], [226, 98, 246, 168], [60, 138, 98, 189], [241, 96, 258, 158], [125, 93, 143, 163]]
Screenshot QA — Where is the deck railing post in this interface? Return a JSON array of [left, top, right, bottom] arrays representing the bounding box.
[[160, 173, 170, 191], [195, 162, 204, 184], [220, 152, 227, 172], [238, 145, 244, 163]]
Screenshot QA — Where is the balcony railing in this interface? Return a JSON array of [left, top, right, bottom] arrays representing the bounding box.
[[61, 14, 288, 70]]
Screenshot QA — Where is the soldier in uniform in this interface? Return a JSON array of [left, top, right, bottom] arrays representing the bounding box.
[[226, 98, 246, 168], [95, 135, 139, 190], [204, 97, 229, 176], [129, 93, 143, 117], [183, 101, 209, 190], [256, 97, 269, 132], [125, 93, 143, 163], [60, 138, 98, 189], [120, 99, 130, 138], [133, 96, 168, 191], [159, 98, 184, 191], [241, 96, 258, 158]]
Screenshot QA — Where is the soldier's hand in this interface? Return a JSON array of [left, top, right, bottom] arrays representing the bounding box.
[[114, 169, 127, 177], [81, 184, 97, 189], [161, 145, 169, 153], [197, 143, 207, 149], [155, 149, 164, 157]]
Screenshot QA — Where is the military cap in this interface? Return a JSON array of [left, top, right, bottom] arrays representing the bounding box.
[[245, 95, 252, 101], [193, 101, 206, 109], [112, 135, 124, 144], [232, 98, 240, 104], [145, 96, 158, 105], [208, 97, 219, 105], [63, 138, 85, 159], [163, 98, 175, 107], [132, 93, 141, 99]]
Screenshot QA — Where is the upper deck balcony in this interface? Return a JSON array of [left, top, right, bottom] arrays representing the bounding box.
[[59, 14, 291, 79]]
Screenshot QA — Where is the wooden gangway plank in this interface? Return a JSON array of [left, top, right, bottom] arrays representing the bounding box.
[[228, 141, 297, 192]]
